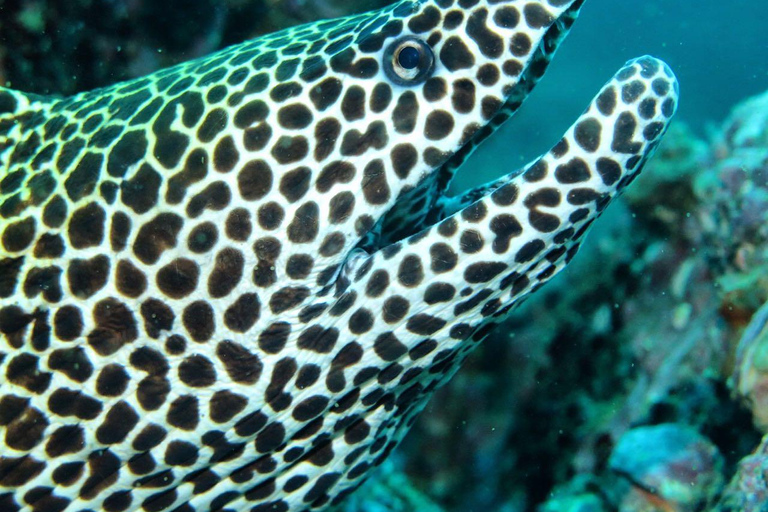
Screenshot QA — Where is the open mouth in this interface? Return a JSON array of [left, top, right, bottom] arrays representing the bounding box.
[[359, 0, 588, 254]]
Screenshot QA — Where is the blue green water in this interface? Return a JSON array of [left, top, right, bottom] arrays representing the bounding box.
[[456, 0, 768, 190]]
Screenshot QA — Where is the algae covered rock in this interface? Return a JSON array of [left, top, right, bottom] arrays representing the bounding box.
[[538, 475, 609, 512], [609, 424, 724, 512], [0, 0, 390, 95], [714, 435, 768, 512], [733, 301, 768, 433]]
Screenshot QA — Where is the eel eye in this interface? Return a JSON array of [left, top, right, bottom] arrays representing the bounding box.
[[384, 37, 435, 85]]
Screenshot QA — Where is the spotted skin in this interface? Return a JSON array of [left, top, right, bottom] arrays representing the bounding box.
[[0, 1, 678, 511]]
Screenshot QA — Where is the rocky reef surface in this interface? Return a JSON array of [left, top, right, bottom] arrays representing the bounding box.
[[2, 1, 768, 511]]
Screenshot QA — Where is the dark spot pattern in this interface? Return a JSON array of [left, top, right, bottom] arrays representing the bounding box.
[[0, 6, 679, 512]]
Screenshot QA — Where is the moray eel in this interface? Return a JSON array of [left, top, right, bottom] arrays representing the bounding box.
[[0, 1, 678, 511]]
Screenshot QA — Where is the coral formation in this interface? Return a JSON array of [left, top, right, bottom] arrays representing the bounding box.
[[715, 435, 768, 512], [732, 301, 768, 433], [608, 424, 724, 511]]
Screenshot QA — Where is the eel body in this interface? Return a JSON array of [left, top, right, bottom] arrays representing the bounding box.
[[0, 0, 678, 511]]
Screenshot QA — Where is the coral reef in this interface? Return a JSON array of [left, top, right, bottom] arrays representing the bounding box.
[[333, 460, 444, 512], [732, 301, 768, 433]]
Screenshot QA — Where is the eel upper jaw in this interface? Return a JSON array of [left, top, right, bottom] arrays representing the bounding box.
[[442, 0, 587, 171], [448, 0, 586, 162]]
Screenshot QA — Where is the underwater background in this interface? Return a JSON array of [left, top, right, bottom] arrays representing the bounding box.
[[461, 0, 768, 188], [2, 0, 768, 511]]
